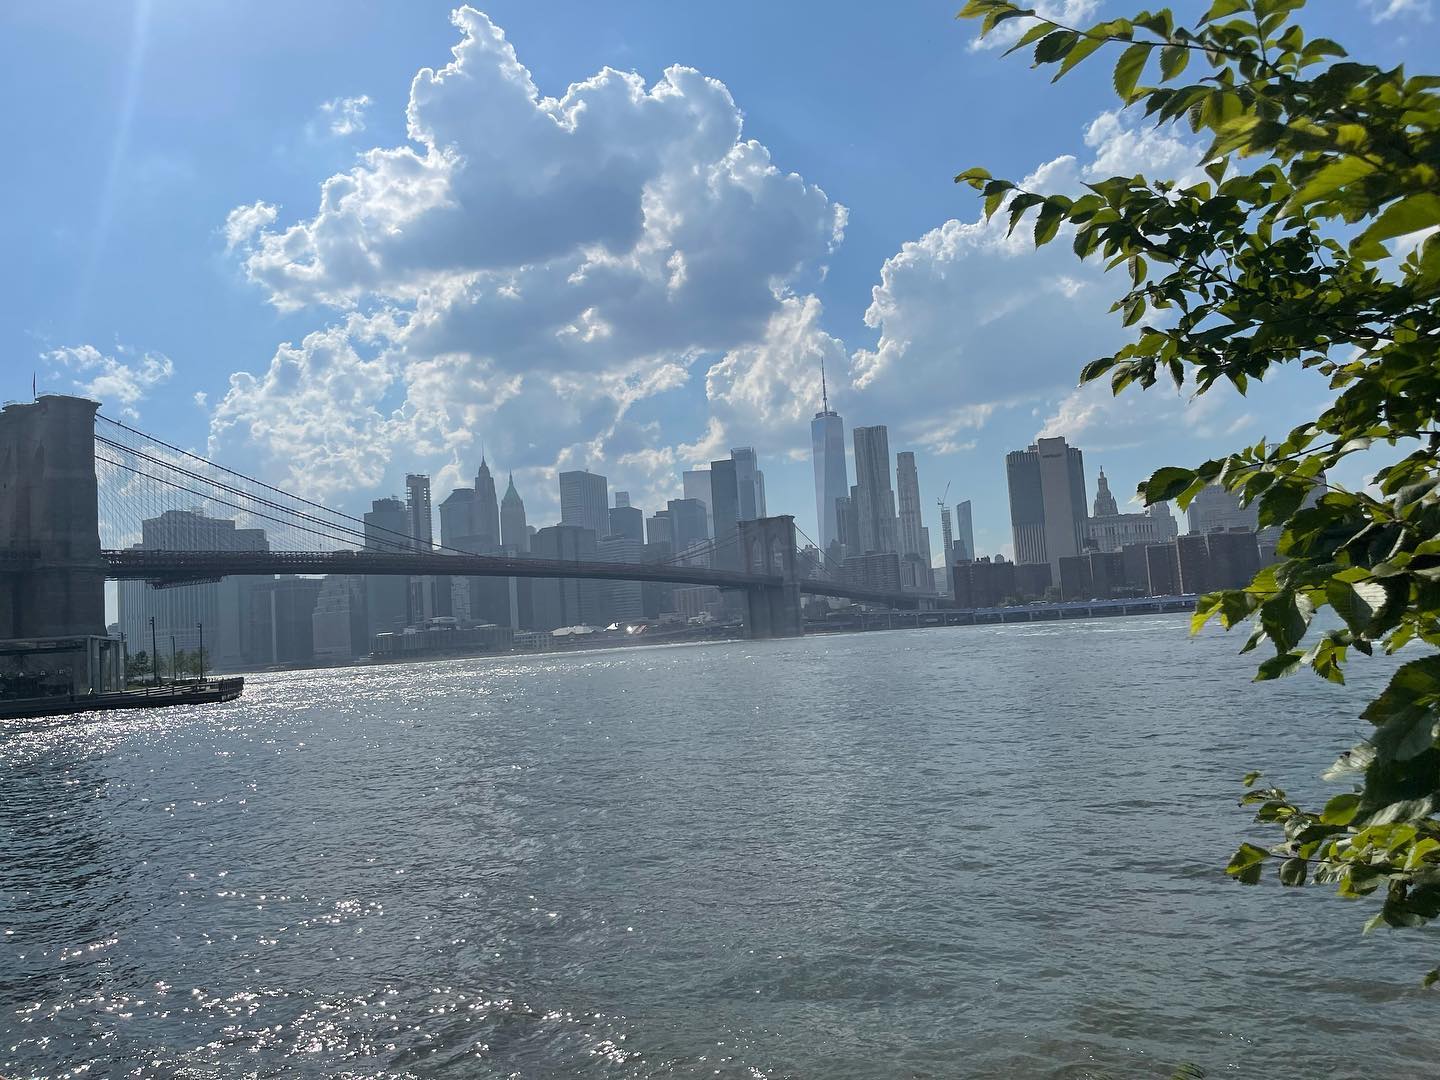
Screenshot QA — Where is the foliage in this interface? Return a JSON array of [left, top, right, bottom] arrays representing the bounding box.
[[125, 649, 151, 681], [125, 647, 208, 680], [170, 649, 210, 678], [957, 0, 1440, 978]]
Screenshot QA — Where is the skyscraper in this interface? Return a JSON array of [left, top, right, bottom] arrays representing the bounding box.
[[836, 489, 860, 559], [1187, 483, 1259, 534], [811, 388, 848, 557], [1006, 436, 1087, 575], [559, 470, 609, 536], [1093, 468, 1120, 517], [530, 524, 596, 630], [731, 447, 765, 521], [405, 475, 433, 551], [596, 535, 643, 623], [474, 458, 501, 551], [405, 474, 435, 623], [852, 425, 898, 554], [954, 500, 975, 562], [939, 503, 955, 593], [709, 457, 740, 570], [609, 502, 645, 543], [895, 451, 933, 581], [439, 487, 478, 550], [500, 473, 529, 552], [682, 469, 714, 536], [364, 496, 411, 640], [667, 497, 709, 559]]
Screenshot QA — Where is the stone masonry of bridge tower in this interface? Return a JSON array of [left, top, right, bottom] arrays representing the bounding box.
[[0, 395, 107, 638], [737, 515, 803, 638]]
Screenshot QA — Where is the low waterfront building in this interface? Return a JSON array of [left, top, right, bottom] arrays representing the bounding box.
[[0, 635, 125, 700]]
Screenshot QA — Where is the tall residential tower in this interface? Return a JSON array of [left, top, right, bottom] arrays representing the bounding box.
[[895, 451, 933, 591], [852, 425, 898, 555]]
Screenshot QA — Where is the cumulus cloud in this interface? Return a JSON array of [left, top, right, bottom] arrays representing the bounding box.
[[44, 343, 174, 416], [319, 94, 371, 136], [846, 108, 1208, 449], [209, 322, 399, 499], [224, 200, 278, 252], [705, 294, 848, 432], [217, 6, 844, 506]]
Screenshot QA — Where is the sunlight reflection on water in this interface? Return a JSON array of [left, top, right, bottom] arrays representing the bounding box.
[[2, 618, 1435, 1079]]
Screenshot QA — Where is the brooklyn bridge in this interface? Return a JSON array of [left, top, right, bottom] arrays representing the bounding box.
[[0, 394, 925, 645]]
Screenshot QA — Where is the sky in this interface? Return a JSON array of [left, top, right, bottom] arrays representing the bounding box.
[[1, 0, 1433, 561]]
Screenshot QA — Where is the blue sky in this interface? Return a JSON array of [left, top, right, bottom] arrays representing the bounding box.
[[2, 0, 1432, 559]]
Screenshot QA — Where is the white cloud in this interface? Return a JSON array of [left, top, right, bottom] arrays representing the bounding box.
[[44, 343, 174, 416], [1081, 111, 1206, 185], [705, 294, 848, 433], [846, 108, 1203, 447], [217, 6, 844, 506], [223, 200, 278, 252], [209, 322, 399, 499], [968, 1, 1100, 53], [1367, 0, 1431, 22], [320, 94, 372, 136]]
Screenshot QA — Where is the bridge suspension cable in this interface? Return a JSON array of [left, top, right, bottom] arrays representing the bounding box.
[[96, 414, 495, 559]]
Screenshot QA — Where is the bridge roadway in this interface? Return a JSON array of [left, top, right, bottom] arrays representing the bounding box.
[[100, 549, 924, 609]]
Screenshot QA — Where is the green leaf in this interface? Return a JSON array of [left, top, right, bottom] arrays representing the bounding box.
[[1321, 792, 1361, 826], [1202, 0, 1249, 19], [1003, 19, 1060, 58], [1112, 42, 1150, 100], [1327, 579, 1396, 637], [1285, 156, 1377, 212], [1256, 651, 1303, 680], [1033, 29, 1078, 65], [1227, 842, 1269, 884], [1142, 467, 1196, 504], [1351, 193, 1440, 254], [1034, 200, 1064, 245], [1159, 44, 1189, 81], [1053, 33, 1106, 81], [1006, 191, 1044, 235], [1279, 857, 1308, 886], [1425, 968, 1439, 989], [1242, 770, 1263, 787]]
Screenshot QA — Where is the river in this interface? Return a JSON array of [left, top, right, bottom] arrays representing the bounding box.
[[2, 615, 1435, 1079]]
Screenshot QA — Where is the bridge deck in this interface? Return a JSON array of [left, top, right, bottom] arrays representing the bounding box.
[[97, 549, 921, 608]]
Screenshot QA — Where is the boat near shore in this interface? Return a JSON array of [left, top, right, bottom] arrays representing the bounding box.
[[0, 677, 245, 721]]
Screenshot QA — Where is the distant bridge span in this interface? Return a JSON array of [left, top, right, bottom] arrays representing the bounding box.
[[100, 549, 924, 610]]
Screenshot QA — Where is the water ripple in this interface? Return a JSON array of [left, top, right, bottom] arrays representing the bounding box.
[[1, 619, 1434, 1078]]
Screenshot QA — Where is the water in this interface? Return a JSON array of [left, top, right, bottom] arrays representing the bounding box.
[[2, 616, 1435, 1079]]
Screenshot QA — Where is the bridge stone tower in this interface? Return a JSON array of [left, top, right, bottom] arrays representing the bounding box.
[[737, 515, 803, 639], [0, 395, 107, 638]]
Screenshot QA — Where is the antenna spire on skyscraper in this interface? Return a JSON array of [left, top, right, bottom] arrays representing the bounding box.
[[820, 354, 830, 414]]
